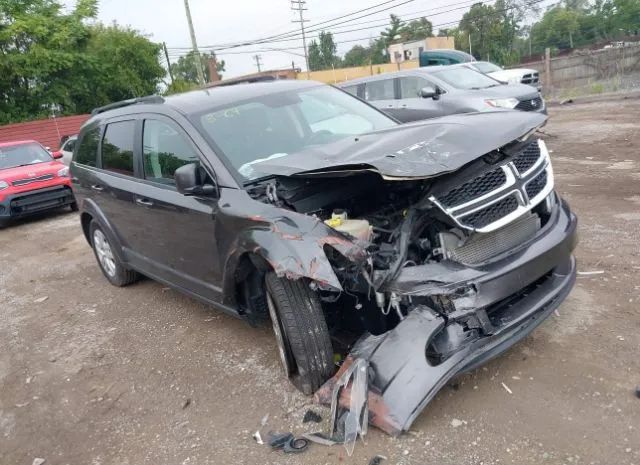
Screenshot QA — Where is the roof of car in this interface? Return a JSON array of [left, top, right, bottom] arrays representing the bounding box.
[[88, 80, 324, 121], [0, 140, 38, 148], [337, 63, 470, 86]]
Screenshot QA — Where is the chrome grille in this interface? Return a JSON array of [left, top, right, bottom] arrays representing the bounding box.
[[515, 97, 543, 111], [430, 139, 554, 233], [12, 174, 54, 186], [521, 72, 539, 85], [512, 141, 541, 175], [525, 169, 547, 200], [458, 195, 519, 229], [438, 168, 507, 208]]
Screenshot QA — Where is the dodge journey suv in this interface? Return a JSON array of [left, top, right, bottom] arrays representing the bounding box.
[[71, 81, 577, 435]]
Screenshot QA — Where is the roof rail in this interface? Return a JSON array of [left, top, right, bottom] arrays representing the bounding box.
[[91, 95, 165, 116]]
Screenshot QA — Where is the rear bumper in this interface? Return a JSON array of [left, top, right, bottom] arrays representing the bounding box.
[[316, 195, 578, 435], [0, 185, 75, 219]]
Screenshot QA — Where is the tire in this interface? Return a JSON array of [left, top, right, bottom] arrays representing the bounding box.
[[69, 201, 79, 212], [265, 272, 334, 395], [89, 221, 138, 287]]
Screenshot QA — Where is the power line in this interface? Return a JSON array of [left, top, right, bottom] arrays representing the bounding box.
[[291, 0, 311, 78], [252, 54, 263, 72], [167, 0, 550, 60], [166, 0, 416, 51]]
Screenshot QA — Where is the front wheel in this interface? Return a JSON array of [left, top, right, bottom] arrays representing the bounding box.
[[90, 221, 138, 287], [265, 273, 334, 395]]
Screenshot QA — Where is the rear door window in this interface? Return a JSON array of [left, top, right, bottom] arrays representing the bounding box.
[[74, 128, 100, 167], [364, 79, 395, 101], [101, 121, 136, 176], [142, 120, 200, 185]]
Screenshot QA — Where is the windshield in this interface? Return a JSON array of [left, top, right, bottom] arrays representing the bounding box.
[[472, 61, 502, 73], [0, 142, 53, 170], [433, 67, 501, 90], [193, 85, 397, 181]]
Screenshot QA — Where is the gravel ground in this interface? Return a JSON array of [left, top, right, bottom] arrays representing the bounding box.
[[1, 96, 639, 465]]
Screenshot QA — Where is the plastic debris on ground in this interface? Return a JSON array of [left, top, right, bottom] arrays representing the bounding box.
[[304, 358, 369, 456], [368, 454, 387, 465], [266, 431, 309, 453]]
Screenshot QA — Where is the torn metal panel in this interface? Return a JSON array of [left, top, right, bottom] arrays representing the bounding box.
[[248, 112, 547, 179], [316, 255, 576, 435]]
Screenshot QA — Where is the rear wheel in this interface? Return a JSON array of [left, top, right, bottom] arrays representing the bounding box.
[[265, 272, 334, 395], [90, 221, 138, 287]]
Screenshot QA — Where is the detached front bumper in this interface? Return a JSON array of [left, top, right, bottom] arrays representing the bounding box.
[[317, 197, 578, 435]]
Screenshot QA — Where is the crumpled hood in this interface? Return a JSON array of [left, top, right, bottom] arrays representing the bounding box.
[[250, 111, 547, 180]]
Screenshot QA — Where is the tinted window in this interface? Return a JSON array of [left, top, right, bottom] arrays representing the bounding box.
[[75, 128, 99, 167], [364, 79, 395, 101], [143, 120, 199, 185], [101, 121, 135, 176], [399, 76, 432, 98]]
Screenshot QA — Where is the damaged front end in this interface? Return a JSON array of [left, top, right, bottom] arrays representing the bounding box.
[[246, 115, 578, 435]]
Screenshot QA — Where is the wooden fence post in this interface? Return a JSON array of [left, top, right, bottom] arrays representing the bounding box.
[[545, 47, 552, 93]]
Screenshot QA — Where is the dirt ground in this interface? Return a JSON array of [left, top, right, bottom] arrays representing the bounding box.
[[1, 97, 639, 465]]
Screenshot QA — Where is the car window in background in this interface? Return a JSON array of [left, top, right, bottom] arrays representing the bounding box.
[[0, 142, 52, 170], [62, 138, 76, 152], [399, 76, 432, 98], [433, 67, 500, 90], [101, 121, 135, 176], [364, 79, 395, 101], [472, 62, 503, 73], [342, 85, 359, 97], [143, 120, 199, 185], [195, 85, 396, 180]]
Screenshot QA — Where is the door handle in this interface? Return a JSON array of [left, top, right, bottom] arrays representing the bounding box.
[[91, 184, 104, 192], [135, 198, 154, 207]]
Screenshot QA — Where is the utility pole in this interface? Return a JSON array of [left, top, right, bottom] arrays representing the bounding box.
[[163, 42, 174, 85], [291, 0, 310, 79], [469, 33, 472, 56], [183, 0, 206, 86], [253, 54, 263, 72]]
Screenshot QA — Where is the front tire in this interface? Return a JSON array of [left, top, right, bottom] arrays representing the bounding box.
[[265, 272, 334, 395], [90, 221, 138, 287]]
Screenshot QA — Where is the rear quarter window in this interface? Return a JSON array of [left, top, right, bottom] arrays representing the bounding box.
[[74, 128, 100, 167], [101, 121, 136, 176]]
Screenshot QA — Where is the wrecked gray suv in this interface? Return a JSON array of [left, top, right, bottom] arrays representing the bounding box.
[[71, 80, 577, 435]]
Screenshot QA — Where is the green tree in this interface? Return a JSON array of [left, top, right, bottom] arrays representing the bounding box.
[[530, 6, 582, 51], [380, 14, 404, 46], [399, 17, 434, 41], [169, 50, 225, 84], [307, 31, 339, 71], [342, 45, 369, 67], [0, 0, 166, 123]]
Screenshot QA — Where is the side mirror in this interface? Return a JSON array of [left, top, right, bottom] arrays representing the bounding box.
[[175, 163, 217, 196], [52, 151, 63, 159], [420, 86, 440, 100]]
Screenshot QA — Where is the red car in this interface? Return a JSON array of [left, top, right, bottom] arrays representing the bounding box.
[[0, 140, 76, 228]]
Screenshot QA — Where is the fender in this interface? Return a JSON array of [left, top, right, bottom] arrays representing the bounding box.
[[216, 189, 368, 306], [79, 197, 129, 266]]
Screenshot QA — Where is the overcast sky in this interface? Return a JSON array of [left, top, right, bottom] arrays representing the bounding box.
[[62, 0, 524, 78]]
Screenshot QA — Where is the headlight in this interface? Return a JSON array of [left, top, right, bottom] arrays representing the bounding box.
[[0, 180, 8, 190], [57, 167, 69, 177], [485, 98, 519, 109]]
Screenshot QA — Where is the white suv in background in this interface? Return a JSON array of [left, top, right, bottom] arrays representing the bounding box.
[[466, 61, 541, 89]]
